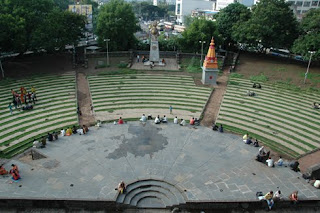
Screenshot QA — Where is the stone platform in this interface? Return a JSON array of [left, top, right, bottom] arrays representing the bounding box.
[[0, 122, 319, 208]]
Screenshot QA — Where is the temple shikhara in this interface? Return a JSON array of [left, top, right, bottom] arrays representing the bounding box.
[[201, 37, 219, 85]]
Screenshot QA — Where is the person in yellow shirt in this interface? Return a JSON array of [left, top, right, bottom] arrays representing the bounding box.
[[31, 86, 36, 94], [243, 133, 249, 141], [265, 191, 274, 210]]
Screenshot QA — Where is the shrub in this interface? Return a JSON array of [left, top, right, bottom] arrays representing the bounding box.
[[230, 73, 243, 78], [118, 62, 128, 68], [250, 74, 268, 82]]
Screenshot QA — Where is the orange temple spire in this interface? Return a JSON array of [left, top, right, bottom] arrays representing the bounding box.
[[203, 37, 218, 69]]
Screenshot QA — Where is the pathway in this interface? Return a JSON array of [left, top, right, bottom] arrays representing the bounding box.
[[130, 58, 179, 71], [201, 68, 229, 127], [77, 72, 95, 126]]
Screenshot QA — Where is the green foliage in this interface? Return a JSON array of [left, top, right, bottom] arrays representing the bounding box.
[[0, 0, 85, 53], [96, 0, 139, 51], [228, 81, 240, 85], [250, 73, 269, 82], [230, 73, 243, 78], [184, 57, 202, 73], [118, 62, 128, 68], [179, 18, 221, 53], [158, 34, 180, 51], [97, 69, 138, 76], [216, 3, 251, 48], [292, 8, 320, 60], [232, 0, 299, 49]]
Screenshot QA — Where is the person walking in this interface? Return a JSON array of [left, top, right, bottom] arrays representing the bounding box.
[[169, 105, 172, 114], [137, 54, 140, 63], [8, 103, 13, 115]]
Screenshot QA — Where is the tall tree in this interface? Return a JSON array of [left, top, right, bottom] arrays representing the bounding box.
[[232, 0, 299, 49], [31, 9, 86, 52], [216, 3, 251, 48], [179, 18, 220, 53], [292, 8, 320, 60], [96, 0, 139, 50]]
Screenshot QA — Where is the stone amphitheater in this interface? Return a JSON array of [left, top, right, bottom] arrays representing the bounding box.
[[0, 70, 320, 211]]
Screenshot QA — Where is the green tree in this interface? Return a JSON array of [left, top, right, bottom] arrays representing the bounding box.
[[292, 8, 320, 60], [232, 0, 299, 49], [0, 14, 26, 53], [96, 0, 139, 50], [31, 9, 86, 52], [216, 3, 251, 48], [179, 18, 220, 53], [0, 0, 87, 54]]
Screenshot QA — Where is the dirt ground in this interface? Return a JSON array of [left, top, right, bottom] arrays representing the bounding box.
[[236, 52, 320, 88]]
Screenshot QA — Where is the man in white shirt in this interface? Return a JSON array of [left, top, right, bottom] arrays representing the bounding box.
[[277, 156, 283, 166], [155, 116, 160, 124], [61, 129, 65, 137], [162, 115, 167, 123], [313, 180, 320, 188], [266, 157, 274, 167], [140, 114, 147, 122], [173, 116, 178, 124], [180, 119, 186, 126]]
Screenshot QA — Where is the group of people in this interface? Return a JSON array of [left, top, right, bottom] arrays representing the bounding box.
[[258, 190, 298, 210], [8, 86, 37, 114], [33, 131, 59, 148], [61, 125, 89, 136], [0, 164, 21, 184], [137, 114, 200, 126], [212, 124, 224, 133]]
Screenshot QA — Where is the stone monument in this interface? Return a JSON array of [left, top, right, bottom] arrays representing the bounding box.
[[201, 38, 219, 85], [149, 21, 160, 63]]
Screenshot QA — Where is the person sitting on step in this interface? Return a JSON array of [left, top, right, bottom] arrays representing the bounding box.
[[257, 83, 262, 89], [194, 118, 200, 126], [253, 139, 259, 147], [96, 120, 102, 127], [155, 116, 160, 124], [140, 114, 147, 122], [180, 119, 186, 126], [162, 115, 168, 123], [118, 117, 124, 125], [247, 90, 255, 96], [219, 124, 224, 133], [0, 164, 8, 175], [243, 133, 249, 142], [72, 126, 77, 134], [173, 116, 178, 124], [253, 83, 257, 88], [83, 125, 89, 133], [190, 117, 195, 125], [212, 124, 218, 131], [53, 132, 58, 140], [266, 157, 274, 167], [61, 129, 65, 137], [33, 139, 42, 148], [66, 127, 72, 136], [117, 181, 126, 194], [147, 114, 153, 120], [245, 137, 253, 145], [313, 102, 319, 109], [289, 191, 298, 204], [48, 132, 53, 142], [41, 136, 47, 147]]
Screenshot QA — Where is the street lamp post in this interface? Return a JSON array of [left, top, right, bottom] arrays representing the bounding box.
[[104, 39, 110, 66], [304, 51, 316, 84], [0, 59, 4, 78], [199, 40, 206, 67]]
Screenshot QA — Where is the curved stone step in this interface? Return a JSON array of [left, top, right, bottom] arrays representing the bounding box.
[[136, 196, 165, 208], [123, 185, 178, 206], [116, 179, 186, 205], [129, 190, 172, 207]]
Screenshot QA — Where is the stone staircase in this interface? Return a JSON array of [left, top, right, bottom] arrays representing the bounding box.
[[116, 179, 186, 208]]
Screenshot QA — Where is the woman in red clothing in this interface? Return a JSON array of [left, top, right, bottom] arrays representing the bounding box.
[[118, 117, 124, 124]]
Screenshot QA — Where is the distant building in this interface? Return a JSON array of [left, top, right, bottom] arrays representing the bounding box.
[[175, 0, 216, 24], [286, 0, 320, 18]]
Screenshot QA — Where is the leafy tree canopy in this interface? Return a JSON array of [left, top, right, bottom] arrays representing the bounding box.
[[96, 0, 139, 51], [292, 8, 320, 60], [216, 3, 251, 48], [232, 0, 299, 49], [0, 0, 86, 54], [179, 18, 221, 53]]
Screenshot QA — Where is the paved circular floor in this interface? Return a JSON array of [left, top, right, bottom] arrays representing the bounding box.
[[0, 122, 319, 202]]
